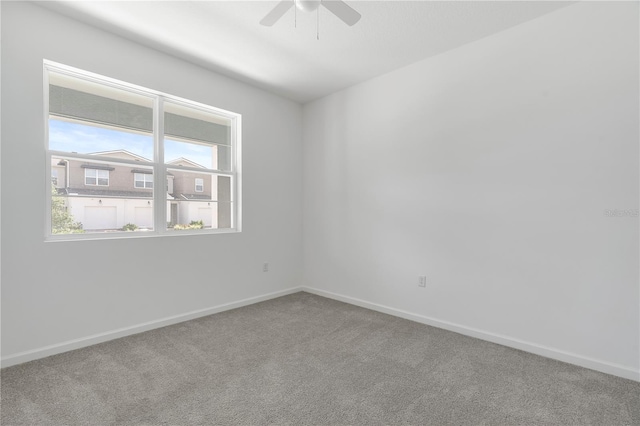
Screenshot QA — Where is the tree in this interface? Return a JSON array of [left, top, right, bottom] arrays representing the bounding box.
[[51, 184, 84, 234]]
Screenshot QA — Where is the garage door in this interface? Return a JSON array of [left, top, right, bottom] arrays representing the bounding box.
[[197, 207, 213, 227], [84, 206, 117, 230], [134, 207, 153, 229]]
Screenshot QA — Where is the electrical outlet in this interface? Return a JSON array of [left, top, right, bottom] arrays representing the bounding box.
[[263, 262, 269, 272], [418, 276, 427, 287]]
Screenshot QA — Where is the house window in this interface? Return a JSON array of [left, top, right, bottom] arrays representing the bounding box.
[[134, 173, 153, 189], [45, 61, 241, 239], [195, 178, 204, 192], [85, 169, 109, 186]]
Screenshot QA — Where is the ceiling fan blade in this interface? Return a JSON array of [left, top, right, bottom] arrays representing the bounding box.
[[260, 1, 294, 26], [321, 0, 361, 26]]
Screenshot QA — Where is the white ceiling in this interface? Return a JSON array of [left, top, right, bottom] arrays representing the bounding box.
[[41, 1, 573, 104]]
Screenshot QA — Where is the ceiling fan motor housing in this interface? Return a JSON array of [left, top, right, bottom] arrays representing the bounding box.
[[260, 0, 360, 27], [295, 0, 321, 12]]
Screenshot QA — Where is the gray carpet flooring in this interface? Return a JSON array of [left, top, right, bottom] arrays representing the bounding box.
[[1, 291, 639, 425]]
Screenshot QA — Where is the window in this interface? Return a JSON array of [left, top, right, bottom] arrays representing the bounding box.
[[195, 178, 204, 192], [85, 168, 109, 186], [134, 173, 153, 189], [45, 61, 241, 239]]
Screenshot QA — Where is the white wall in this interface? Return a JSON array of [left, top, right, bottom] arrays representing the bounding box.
[[2, 1, 638, 382], [303, 2, 639, 379], [1, 2, 302, 362]]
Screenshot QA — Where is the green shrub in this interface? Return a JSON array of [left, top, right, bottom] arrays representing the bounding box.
[[51, 184, 84, 234], [173, 220, 205, 230], [122, 223, 138, 232]]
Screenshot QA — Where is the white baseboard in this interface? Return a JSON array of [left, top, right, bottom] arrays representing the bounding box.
[[301, 286, 640, 382], [5, 285, 638, 382], [1, 287, 303, 369]]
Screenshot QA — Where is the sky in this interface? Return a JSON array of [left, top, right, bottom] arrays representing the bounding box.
[[49, 119, 215, 168]]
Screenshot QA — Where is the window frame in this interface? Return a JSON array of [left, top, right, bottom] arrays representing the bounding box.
[[134, 173, 154, 189], [194, 178, 204, 193], [44, 60, 242, 241], [85, 168, 110, 187]]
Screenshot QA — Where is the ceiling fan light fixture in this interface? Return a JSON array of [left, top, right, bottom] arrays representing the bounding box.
[[295, 0, 321, 13], [260, 0, 361, 27]]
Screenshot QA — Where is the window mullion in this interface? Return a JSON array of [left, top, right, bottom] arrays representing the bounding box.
[[154, 96, 166, 234]]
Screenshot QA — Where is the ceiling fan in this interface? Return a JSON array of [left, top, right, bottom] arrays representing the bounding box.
[[260, 0, 361, 27]]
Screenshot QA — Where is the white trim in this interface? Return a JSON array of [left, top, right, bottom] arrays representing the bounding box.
[[45, 225, 238, 242], [3, 286, 637, 382], [0, 287, 303, 369], [301, 286, 640, 382], [44, 60, 241, 240]]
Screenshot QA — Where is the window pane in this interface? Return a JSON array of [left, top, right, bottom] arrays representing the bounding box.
[[48, 72, 154, 161], [49, 119, 154, 162], [51, 156, 154, 235], [166, 168, 232, 231], [164, 101, 232, 171]]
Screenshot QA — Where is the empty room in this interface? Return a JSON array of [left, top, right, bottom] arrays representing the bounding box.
[[1, 0, 639, 424]]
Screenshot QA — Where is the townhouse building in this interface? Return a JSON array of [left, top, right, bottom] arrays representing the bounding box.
[[52, 150, 230, 231]]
